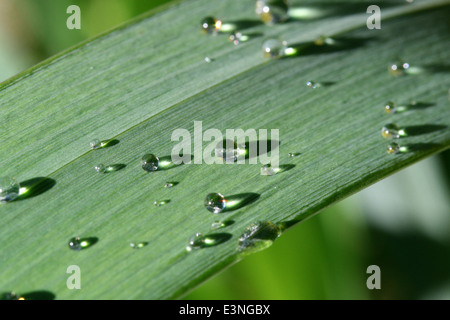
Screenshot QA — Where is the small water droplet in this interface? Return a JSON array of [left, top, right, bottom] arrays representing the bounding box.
[[0, 176, 20, 203], [306, 80, 321, 89], [384, 101, 396, 114], [211, 221, 226, 230], [165, 182, 174, 188], [215, 139, 244, 163], [228, 32, 250, 45], [314, 35, 336, 46], [262, 38, 286, 58], [130, 242, 148, 249], [141, 154, 159, 172], [255, 0, 290, 24], [288, 152, 300, 157], [186, 232, 205, 251], [68, 237, 97, 251], [387, 142, 400, 154], [90, 139, 102, 149], [94, 164, 106, 173], [204, 56, 212, 63], [381, 124, 400, 139], [204, 193, 226, 213], [260, 164, 277, 175], [388, 60, 410, 76], [201, 16, 223, 34], [154, 200, 170, 206], [238, 221, 280, 254]]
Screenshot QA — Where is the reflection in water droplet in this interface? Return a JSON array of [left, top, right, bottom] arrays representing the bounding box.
[[387, 142, 400, 154], [68, 237, 97, 251], [141, 154, 159, 172], [306, 80, 321, 89], [256, 0, 290, 24], [201, 16, 223, 34], [0, 176, 20, 203], [130, 242, 148, 249], [204, 193, 226, 213], [238, 221, 280, 254], [381, 123, 402, 139]]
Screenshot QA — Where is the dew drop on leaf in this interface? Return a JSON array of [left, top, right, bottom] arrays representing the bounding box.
[[0, 176, 20, 203], [238, 221, 280, 254], [204, 193, 226, 214]]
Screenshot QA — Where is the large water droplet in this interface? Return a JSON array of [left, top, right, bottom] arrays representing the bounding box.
[[255, 0, 290, 24], [381, 124, 401, 139], [68, 237, 97, 251], [0, 176, 20, 203], [204, 193, 226, 213], [141, 154, 159, 172], [201, 16, 223, 34], [262, 38, 286, 58], [238, 221, 280, 254]]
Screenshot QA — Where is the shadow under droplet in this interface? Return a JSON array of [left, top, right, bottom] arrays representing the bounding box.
[[101, 139, 120, 148], [16, 177, 56, 201], [403, 124, 447, 137], [224, 192, 260, 212], [21, 290, 56, 300], [106, 164, 126, 172], [203, 233, 232, 248], [284, 36, 374, 58], [278, 164, 296, 172], [158, 155, 192, 170], [405, 143, 443, 153], [423, 63, 450, 74], [245, 139, 280, 160]]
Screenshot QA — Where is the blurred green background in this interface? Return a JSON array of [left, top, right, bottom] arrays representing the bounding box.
[[1, 0, 449, 300]]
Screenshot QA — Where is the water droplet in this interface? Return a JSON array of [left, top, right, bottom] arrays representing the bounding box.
[[130, 242, 148, 249], [255, 0, 290, 24], [228, 32, 250, 45], [0, 176, 20, 203], [141, 154, 159, 172], [260, 164, 277, 175], [154, 200, 170, 206], [314, 35, 336, 46], [262, 38, 286, 58], [1, 292, 21, 300], [90, 139, 102, 149], [204, 56, 212, 63], [381, 124, 400, 139], [384, 101, 396, 114], [94, 164, 106, 173], [387, 142, 400, 154], [238, 221, 280, 254], [306, 80, 321, 89], [204, 193, 226, 213], [68, 237, 97, 251], [388, 60, 410, 76], [186, 232, 205, 251], [164, 182, 174, 188], [215, 139, 244, 163], [288, 152, 300, 157], [201, 16, 223, 34], [211, 221, 226, 230]]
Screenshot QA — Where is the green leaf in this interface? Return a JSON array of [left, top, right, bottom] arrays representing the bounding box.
[[1, 0, 449, 299]]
